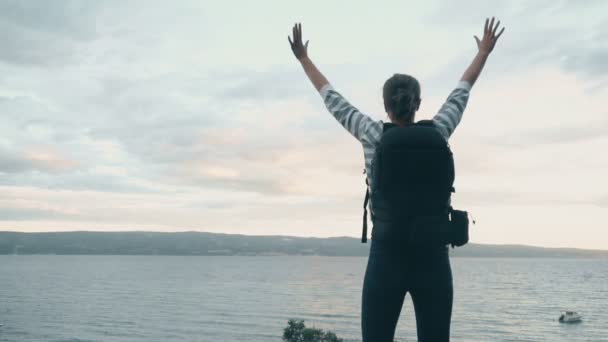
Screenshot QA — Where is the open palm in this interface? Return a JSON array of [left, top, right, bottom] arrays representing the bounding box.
[[288, 23, 309, 60], [475, 17, 505, 55]]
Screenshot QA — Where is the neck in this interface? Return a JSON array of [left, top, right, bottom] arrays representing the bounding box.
[[392, 118, 414, 127]]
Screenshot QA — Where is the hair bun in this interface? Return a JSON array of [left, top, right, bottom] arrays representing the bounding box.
[[391, 88, 418, 119], [392, 89, 413, 106]]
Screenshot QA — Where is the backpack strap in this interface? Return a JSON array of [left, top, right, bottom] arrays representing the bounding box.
[[361, 122, 396, 243], [383, 122, 398, 132], [415, 119, 435, 126], [417, 120, 456, 193], [362, 178, 370, 243]]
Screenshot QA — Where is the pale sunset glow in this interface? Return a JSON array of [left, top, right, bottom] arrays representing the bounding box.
[[0, 1, 606, 249]]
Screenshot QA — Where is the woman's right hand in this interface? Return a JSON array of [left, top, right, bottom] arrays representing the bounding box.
[[474, 17, 505, 55], [288, 23, 309, 61]]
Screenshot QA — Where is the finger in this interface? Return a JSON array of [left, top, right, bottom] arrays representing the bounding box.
[[297, 23, 302, 43], [299, 23, 302, 40], [305, 40, 309, 50], [288, 36, 293, 48], [492, 20, 500, 36], [474, 35, 480, 46], [484, 18, 489, 34], [495, 27, 505, 39], [489, 17, 495, 36], [293, 25, 297, 44]]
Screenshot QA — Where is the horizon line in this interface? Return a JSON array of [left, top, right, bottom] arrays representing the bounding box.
[[1, 230, 607, 252]]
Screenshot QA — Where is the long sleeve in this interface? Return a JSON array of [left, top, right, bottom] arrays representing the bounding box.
[[319, 84, 382, 145], [432, 81, 472, 140]]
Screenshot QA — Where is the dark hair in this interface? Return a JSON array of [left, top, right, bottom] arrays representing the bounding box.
[[383, 73, 421, 123]]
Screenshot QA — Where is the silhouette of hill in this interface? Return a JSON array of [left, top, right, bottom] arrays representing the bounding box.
[[0, 231, 606, 258]]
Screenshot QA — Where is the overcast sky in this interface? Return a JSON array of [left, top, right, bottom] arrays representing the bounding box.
[[0, 0, 606, 249]]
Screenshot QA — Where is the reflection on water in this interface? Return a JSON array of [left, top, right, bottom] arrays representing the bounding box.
[[1, 256, 606, 341]]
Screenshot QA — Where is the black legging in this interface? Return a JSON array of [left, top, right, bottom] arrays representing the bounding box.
[[361, 238, 453, 342]]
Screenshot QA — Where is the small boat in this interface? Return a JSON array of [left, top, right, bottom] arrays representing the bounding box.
[[559, 311, 582, 323]]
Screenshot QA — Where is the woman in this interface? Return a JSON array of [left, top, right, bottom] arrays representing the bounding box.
[[289, 18, 504, 342]]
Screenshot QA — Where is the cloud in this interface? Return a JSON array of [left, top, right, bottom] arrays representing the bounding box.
[[212, 67, 311, 102], [0, 1, 99, 39], [0, 148, 31, 173], [428, 0, 608, 85], [484, 119, 608, 147], [0, 1, 605, 248], [454, 190, 594, 207], [561, 46, 608, 79], [0, 1, 102, 66], [0, 206, 69, 221], [0, 146, 78, 174], [595, 195, 608, 208]]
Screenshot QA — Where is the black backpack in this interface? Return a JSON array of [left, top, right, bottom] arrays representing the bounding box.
[[361, 120, 469, 245]]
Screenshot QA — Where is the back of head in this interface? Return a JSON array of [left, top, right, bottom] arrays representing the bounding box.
[[383, 74, 421, 124]]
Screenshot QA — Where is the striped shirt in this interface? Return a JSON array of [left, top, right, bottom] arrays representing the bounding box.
[[319, 80, 472, 191]]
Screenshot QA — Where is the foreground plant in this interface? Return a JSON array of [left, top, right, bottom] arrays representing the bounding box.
[[282, 319, 343, 342]]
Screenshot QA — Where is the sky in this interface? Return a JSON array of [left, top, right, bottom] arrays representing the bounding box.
[[0, 0, 607, 249]]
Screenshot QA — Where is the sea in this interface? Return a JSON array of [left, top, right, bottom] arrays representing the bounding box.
[[0, 256, 607, 342]]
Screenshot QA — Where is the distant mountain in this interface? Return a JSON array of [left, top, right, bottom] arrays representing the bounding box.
[[0, 231, 607, 258]]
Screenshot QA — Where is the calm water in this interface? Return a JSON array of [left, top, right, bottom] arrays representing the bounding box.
[[0, 256, 607, 342]]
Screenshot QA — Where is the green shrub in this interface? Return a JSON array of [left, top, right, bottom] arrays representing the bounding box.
[[282, 319, 343, 342]]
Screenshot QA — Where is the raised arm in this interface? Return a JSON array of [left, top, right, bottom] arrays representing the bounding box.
[[288, 23, 381, 143], [461, 17, 505, 86], [288, 23, 328, 91], [433, 17, 505, 139]]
